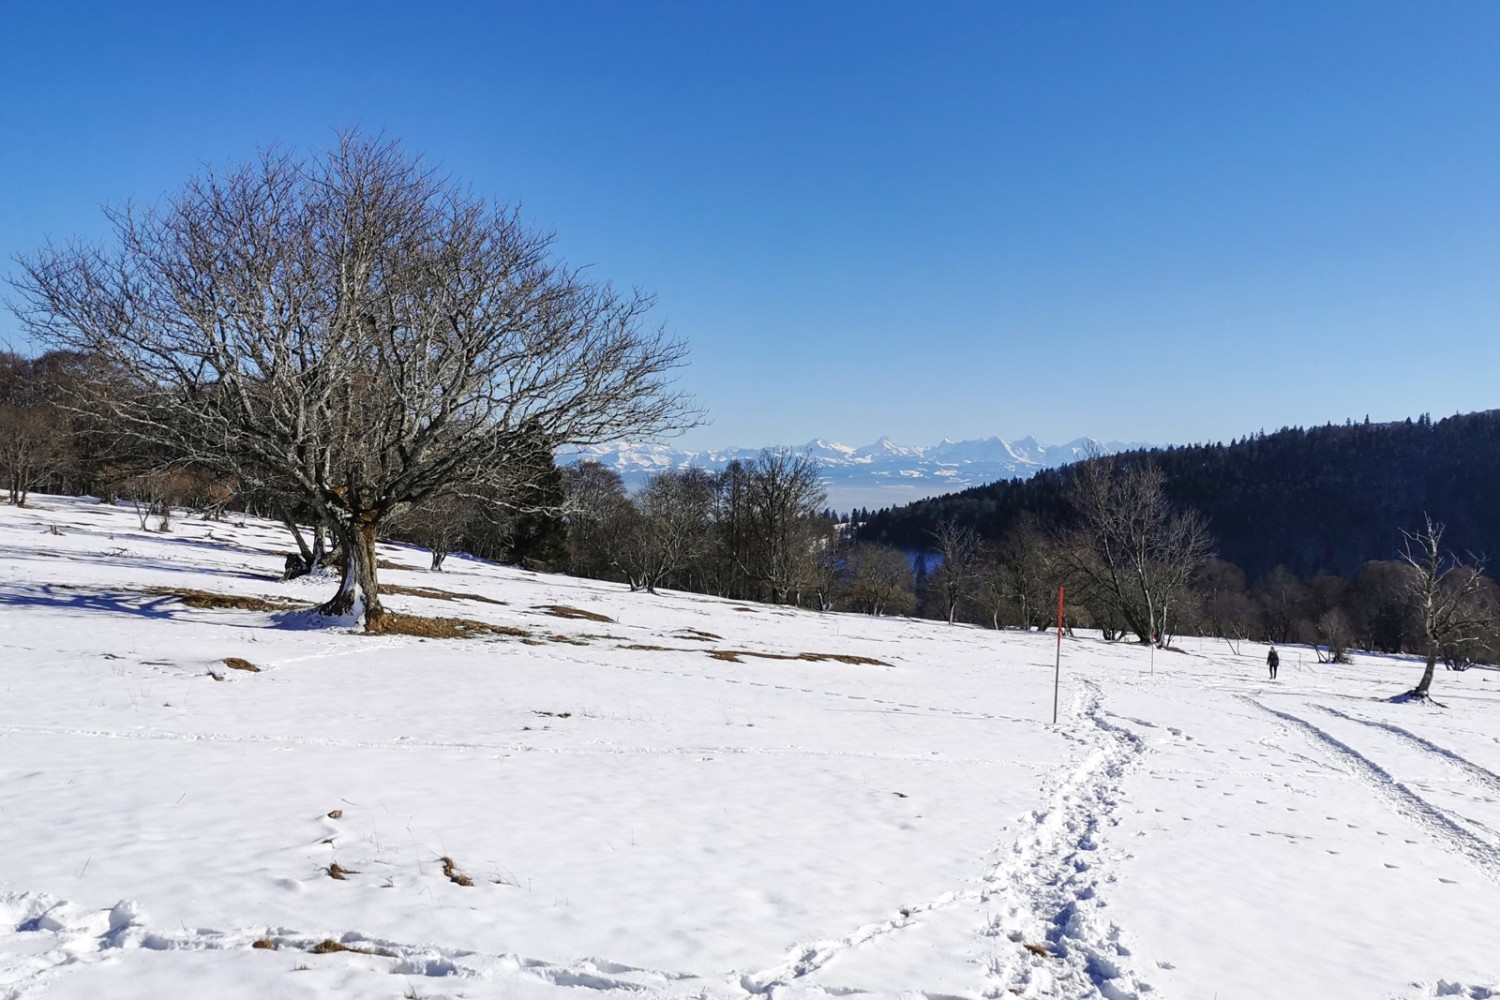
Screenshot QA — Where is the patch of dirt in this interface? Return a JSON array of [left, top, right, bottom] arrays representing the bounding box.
[[222, 657, 260, 672], [535, 604, 614, 623], [619, 643, 680, 652], [365, 613, 530, 640], [149, 588, 301, 612], [708, 650, 890, 666], [675, 628, 723, 641], [380, 583, 506, 605]]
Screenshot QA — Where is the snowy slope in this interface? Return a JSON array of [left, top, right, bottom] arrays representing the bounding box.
[[562, 435, 1148, 510], [2, 497, 1498, 1000]]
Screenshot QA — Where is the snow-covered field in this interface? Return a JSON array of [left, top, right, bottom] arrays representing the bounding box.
[[2, 497, 1498, 1000]]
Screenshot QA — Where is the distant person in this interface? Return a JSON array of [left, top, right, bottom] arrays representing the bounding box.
[[1267, 645, 1280, 681]]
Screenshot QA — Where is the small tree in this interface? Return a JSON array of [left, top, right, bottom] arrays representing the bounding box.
[[1397, 515, 1499, 701]]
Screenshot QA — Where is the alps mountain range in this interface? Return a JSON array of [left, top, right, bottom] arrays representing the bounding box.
[[564, 435, 1149, 512]]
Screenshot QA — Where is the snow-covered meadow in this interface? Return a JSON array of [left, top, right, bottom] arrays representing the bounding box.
[[1, 497, 1497, 1000]]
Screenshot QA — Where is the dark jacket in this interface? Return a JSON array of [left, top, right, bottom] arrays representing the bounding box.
[[1267, 649, 1280, 667]]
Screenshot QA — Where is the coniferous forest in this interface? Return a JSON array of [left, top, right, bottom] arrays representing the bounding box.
[[858, 411, 1500, 581]]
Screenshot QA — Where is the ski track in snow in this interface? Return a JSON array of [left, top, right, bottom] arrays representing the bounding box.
[[1242, 697, 1500, 884], [1314, 705, 1500, 801]]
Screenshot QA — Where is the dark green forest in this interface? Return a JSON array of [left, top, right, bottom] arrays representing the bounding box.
[[857, 410, 1500, 580]]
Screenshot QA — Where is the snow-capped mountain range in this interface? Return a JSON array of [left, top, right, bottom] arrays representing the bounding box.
[[563, 435, 1149, 511]]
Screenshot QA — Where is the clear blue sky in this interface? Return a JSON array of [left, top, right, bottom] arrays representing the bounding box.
[[3, 1, 1497, 452]]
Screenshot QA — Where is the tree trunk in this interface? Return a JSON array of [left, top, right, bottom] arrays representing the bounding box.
[[1409, 651, 1438, 699], [320, 520, 385, 628]]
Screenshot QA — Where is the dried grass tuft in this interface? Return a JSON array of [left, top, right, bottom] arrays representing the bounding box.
[[440, 856, 474, 887], [676, 629, 723, 641], [707, 650, 890, 666], [252, 937, 278, 950], [325, 863, 357, 880], [307, 938, 393, 957], [380, 583, 506, 605], [151, 588, 300, 612], [535, 604, 614, 623], [365, 612, 528, 640], [222, 657, 260, 672]]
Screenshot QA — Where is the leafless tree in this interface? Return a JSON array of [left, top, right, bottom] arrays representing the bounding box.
[[1063, 455, 1214, 646], [12, 133, 696, 628], [1315, 608, 1355, 664], [1397, 515, 1499, 701], [740, 449, 827, 604], [929, 517, 981, 624], [845, 542, 915, 617], [619, 468, 715, 593], [560, 460, 631, 580]]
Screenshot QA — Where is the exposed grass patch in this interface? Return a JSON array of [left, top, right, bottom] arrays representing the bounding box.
[[380, 583, 506, 605], [150, 588, 301, 612], [676, 628, 723, 641], [365, 612, 529, 640], [707, 650, 890, 666], [222, 657, 260, 672], [440, 856, 474, 887], [535, 604, 614, 623], [307, 938, 393, 957], [252, 938, 278, 950], [619, 643, 682, 652]]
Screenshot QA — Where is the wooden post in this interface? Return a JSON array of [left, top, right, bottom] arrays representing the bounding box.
[[1053, 585, 1065, 725]]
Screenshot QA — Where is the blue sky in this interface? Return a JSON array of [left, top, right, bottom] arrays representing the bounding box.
[[3, 1, 1497, 452]]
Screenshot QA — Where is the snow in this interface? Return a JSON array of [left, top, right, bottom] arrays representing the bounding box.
[[2, 496, 1499, 999]]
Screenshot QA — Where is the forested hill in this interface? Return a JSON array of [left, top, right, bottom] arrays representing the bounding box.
[[856, 410, 1500, 581]]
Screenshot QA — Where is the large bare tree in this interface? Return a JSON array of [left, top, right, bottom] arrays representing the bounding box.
[[11, 133, 696, 627]]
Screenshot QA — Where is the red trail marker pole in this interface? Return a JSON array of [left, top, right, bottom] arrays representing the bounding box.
[[1052, 585, 1065, 725]]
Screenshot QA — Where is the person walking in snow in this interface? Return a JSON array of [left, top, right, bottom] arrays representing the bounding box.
[[1267, 645, 1280, 681]]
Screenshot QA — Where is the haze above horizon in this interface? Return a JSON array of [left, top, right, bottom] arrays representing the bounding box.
[[3, 1, 1496, 453]]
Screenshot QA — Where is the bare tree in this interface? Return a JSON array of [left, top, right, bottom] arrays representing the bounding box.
[[929, 517, 981, 624], [560, 460, 631, 581], [1397, 515, 1499, 701], [1064, 455, 1214, 646], [619, 468, 715, 594], [740, 449, 827, 604], [845, 542, 915, 617], [12, 133, 696, 628]]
